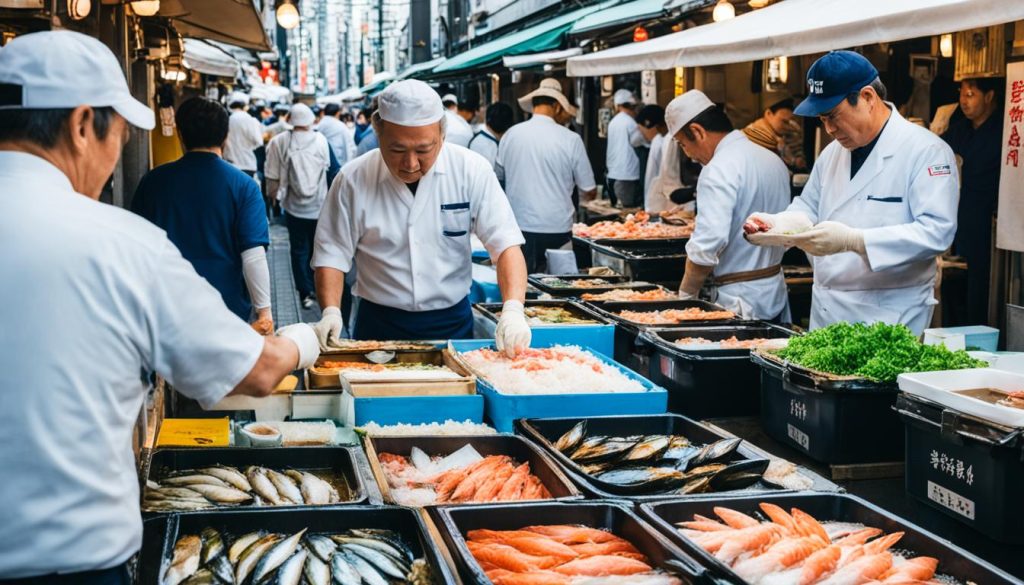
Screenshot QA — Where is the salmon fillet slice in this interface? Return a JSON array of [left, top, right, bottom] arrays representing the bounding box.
[[487, 569, 572, 585], [551, 555, 653, 576], [467, 542, 563, 572]]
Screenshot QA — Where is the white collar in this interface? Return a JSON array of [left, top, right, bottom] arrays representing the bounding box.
[[0, 151, 76, 194]]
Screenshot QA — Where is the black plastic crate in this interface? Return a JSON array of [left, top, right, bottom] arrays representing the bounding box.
[[143, 446, 367, 513], [589, 241, 687, 284], [527, 273, 659, 298], [643, 325, 797, 418], [896, 393, 1024, 544], [431, 501, 709, 585], [137, 506, 457, 584], [640, 493, 1021, 585], [754, 351, 903, 464], [473, 299, 610, 325], [515, 414, 799, 502]]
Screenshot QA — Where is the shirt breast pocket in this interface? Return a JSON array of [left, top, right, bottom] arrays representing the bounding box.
[[866, 195, 903, 203], [440, 202, 471, 237]]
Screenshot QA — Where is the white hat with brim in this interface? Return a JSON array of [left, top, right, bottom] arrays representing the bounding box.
[[379, 80, 445, 127], [0, 30, 155, 130], [518, 78, 578, 116], [613, 88, 637, 106], [666, 89, 716, 138]]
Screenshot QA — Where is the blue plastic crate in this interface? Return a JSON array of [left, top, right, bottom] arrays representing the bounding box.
[[345, 393, 484, 427], [448, 339, 668, 432]]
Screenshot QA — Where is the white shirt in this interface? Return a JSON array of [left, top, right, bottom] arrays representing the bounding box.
[[606, 111, 640, 180], [686, 131, 790, 319], [468, 126, 500, 169], [445, 109, 474, 147], [317, 115, 357, 166], [265, 129, 331, 220], [223, 109, 264, 171], [788, 107, 958, 334], [497, 114, 596, 233], [312, 144, 525, 311], [0, 153, 263, 578], [644, 132, 666, 205], [648, 136, 685, 213]]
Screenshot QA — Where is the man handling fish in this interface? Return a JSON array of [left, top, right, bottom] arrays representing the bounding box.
[[745, 51, 958, 335], [312, 80, 531, 354], [0, 32, 319, 583], [669, 90, 791, 321]]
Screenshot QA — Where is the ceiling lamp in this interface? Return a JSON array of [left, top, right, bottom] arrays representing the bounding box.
[[712, 0, 735, 22], [68, 0, 90, 20], [130, 0, 160, 16], [939, 33, 953, 58], [276, 0, 300, 30], [748, 0, 770, 7]]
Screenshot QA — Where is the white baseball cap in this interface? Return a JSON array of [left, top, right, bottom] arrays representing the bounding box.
[[289, 103, 315, 127], [0, 30, 154, 130], [666, 90, 716, 138], [228, 91, 251, 106], [441, 93, 458, 105], [379, 80, 445, 127], [613, 89, 636, 106]]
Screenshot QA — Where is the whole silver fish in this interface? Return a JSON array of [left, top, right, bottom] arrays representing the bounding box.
[[235, 533, 281, 585], [303, 550, 331, 585], [266, 469, 304, 505], [146, 486, 208, 501], [144, 498, 213, 512], [185, 483, 253, 505], [228, 531, 263, 564], [271, 548, 307, 585], [199, 528, 224, 565], [199, 466, 252, 492], [348, 529, 414, 562], [284, 470, 335, 505], [332, 536, 407, 566], [342, 543, 406, 580], [252, 528, 307, 584], [304, 534, 337, 563], [246, 467, 287, 506], [338, 548, 388, 585], [206, 555, 233, 585], [180, 568, 215, 585], [330, 550, 364, 585], [162, 474, 230, 488], [163, 534, 201, 585]]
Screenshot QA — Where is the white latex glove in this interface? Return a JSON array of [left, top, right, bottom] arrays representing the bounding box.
[[314, 306, 343, 348], [788, 221, 866, 256], [677, 288, 698, 301], [276, 323, 321, 370], [742, 211, 814, 236], [495, 300, 532, 358]]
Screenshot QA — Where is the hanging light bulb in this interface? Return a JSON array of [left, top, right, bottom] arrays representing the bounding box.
[[129, 0, 160, 16], [68, 0, 91, 20], [712, 0, 735, 22], [276, 0, 300, 30], [633, 26, 649, 42], [939, 34, 953, 58]]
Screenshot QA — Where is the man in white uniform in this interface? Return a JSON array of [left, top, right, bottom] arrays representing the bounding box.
[[0, 31, 319, 583], [442, 93, 474, 147], [605, 88, 641, 207], [312, 80, 531, 355], [317, 102, 357, 166], [498, 79, 597, 273], [746, 51, 958, 334], [223, 91, 264, 176], [634, 104, 669, 212], [468, 101, 514, 170], [669, 91, 790, 321]]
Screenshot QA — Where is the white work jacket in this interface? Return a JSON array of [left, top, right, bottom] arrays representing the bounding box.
[[223, 109, 263, 172], [789, 107, 958, 334], [686, 131, 791, 320], [312, 144, 525, 311], [444, 110, 474, 147]]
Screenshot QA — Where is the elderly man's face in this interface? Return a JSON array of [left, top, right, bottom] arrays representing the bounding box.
[[378, 119, 443, 183], [73, 107, 130, 198]]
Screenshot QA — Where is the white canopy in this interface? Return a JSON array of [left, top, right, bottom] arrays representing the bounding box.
[[247, 80, 291, 103], [182, 39, 241, 78], [317, 88, 365, 104], [567, 0, 1024, 77], [503, 47, 583, 69]]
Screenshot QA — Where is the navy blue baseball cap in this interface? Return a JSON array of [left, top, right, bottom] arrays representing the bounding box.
[[794, 51, 879, 117]]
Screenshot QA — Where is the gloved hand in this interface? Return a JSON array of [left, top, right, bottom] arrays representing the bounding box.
[[677, 259, 713, 300], [313, 306, 343, 348], [743, 211, 814, 236], [276, 323, 321, 370], [788, 221, 866, 256], [495, 300, 532, 358]]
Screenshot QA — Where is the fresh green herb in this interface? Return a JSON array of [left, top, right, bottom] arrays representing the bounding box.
[[775, 322, 986, 383]]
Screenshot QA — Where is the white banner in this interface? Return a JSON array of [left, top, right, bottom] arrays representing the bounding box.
[[996, 61, 1024, 251]]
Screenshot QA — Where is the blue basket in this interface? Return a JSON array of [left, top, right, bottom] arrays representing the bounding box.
[[347, 393, 484, 426], [449, 339, 668, 432]]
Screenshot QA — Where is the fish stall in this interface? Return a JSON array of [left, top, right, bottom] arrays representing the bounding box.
[[570, 212, 691, 286], [472, 299, 615, 355]]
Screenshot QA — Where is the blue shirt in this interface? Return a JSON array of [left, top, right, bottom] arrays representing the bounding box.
[[356, 127, 379, 156], [132, 152, 270, 319]]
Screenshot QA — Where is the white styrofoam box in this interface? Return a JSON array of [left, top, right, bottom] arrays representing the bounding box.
[[923, 326, 999, 352], [897, 368, 1024, 428]]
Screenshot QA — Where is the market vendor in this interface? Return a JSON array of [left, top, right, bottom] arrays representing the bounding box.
[[669, 90, 791, 321], [0, 31, 320, 583], [312, 80, 531, 354], [745, 51, 958, 335]]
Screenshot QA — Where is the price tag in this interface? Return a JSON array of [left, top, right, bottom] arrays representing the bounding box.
[[787, 423, 810, 451], [927, 481, 975, 520]]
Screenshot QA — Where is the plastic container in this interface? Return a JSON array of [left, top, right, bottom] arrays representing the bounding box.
[[449, 339, 668, 432], [640, 493, 1021, 585], [527, 273, 658, 298], [431, 501, 709, 585], [362, 434, 582, 506], [589, 240, 688, 284], [896, 393, 1024, 544], [143, 447, 366, 514], [897, 368, 1024, 428], [515, 414, 812, 502], [473, 300, 615, 356], [137, 506, 457, 585], [754, 351, 903, 464], [924, 325, 1000, 352], [643, 325, 797, 418]]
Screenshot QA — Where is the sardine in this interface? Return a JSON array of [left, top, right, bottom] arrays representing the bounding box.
[[341, 543, 408, 579], [180, 568, 215, 585], [285, 470, 334, 505], [162, 474, 230, 488], [199, 528, 224, 565], [304, 534, 338, 562], [235, 533, 281, 585], [252, 528, 307, 584], [303, 549, 332, 585], [347, 529, 414, 562], [143, 498, 213, 512], [199, 465, 252, 492], [553, 421, 587, 454], [228, 531, 264, 564], [270, 547, 307, 585], [330, 551, 362, 585], [331, 536, 407, 566], [338, 548, 388, 585], [163, 534, 201, 585], [266, 469, 304, 505], [246, 466, 287, 506], [147, 486, 208, 501], [185, 483, 253, 505]]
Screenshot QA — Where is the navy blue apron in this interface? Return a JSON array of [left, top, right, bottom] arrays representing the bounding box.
[[353, 296, 474, 341]]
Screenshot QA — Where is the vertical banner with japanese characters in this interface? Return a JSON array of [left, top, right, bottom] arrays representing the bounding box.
[[996, 61, 1024, 251]]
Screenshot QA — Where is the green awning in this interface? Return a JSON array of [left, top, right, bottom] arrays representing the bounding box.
[[570, 0, 668, 35], [396, 57, 447, 80], [358, 72, 396, 97], [433, 1, 614, 74]]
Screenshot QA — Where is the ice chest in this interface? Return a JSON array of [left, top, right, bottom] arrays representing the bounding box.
[[754, 350, 903, 464], [896, 392, 1024, 544], [924, 325, 999, 352], [472, 299, 614, 356], [449, 339, 668, 433], [643, 324, 797, 418]]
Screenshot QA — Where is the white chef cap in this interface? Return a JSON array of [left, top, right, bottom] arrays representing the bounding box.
[[378, 80, 445, 127], [666, 90, 716, 138], [289, 103, 315, 127]]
